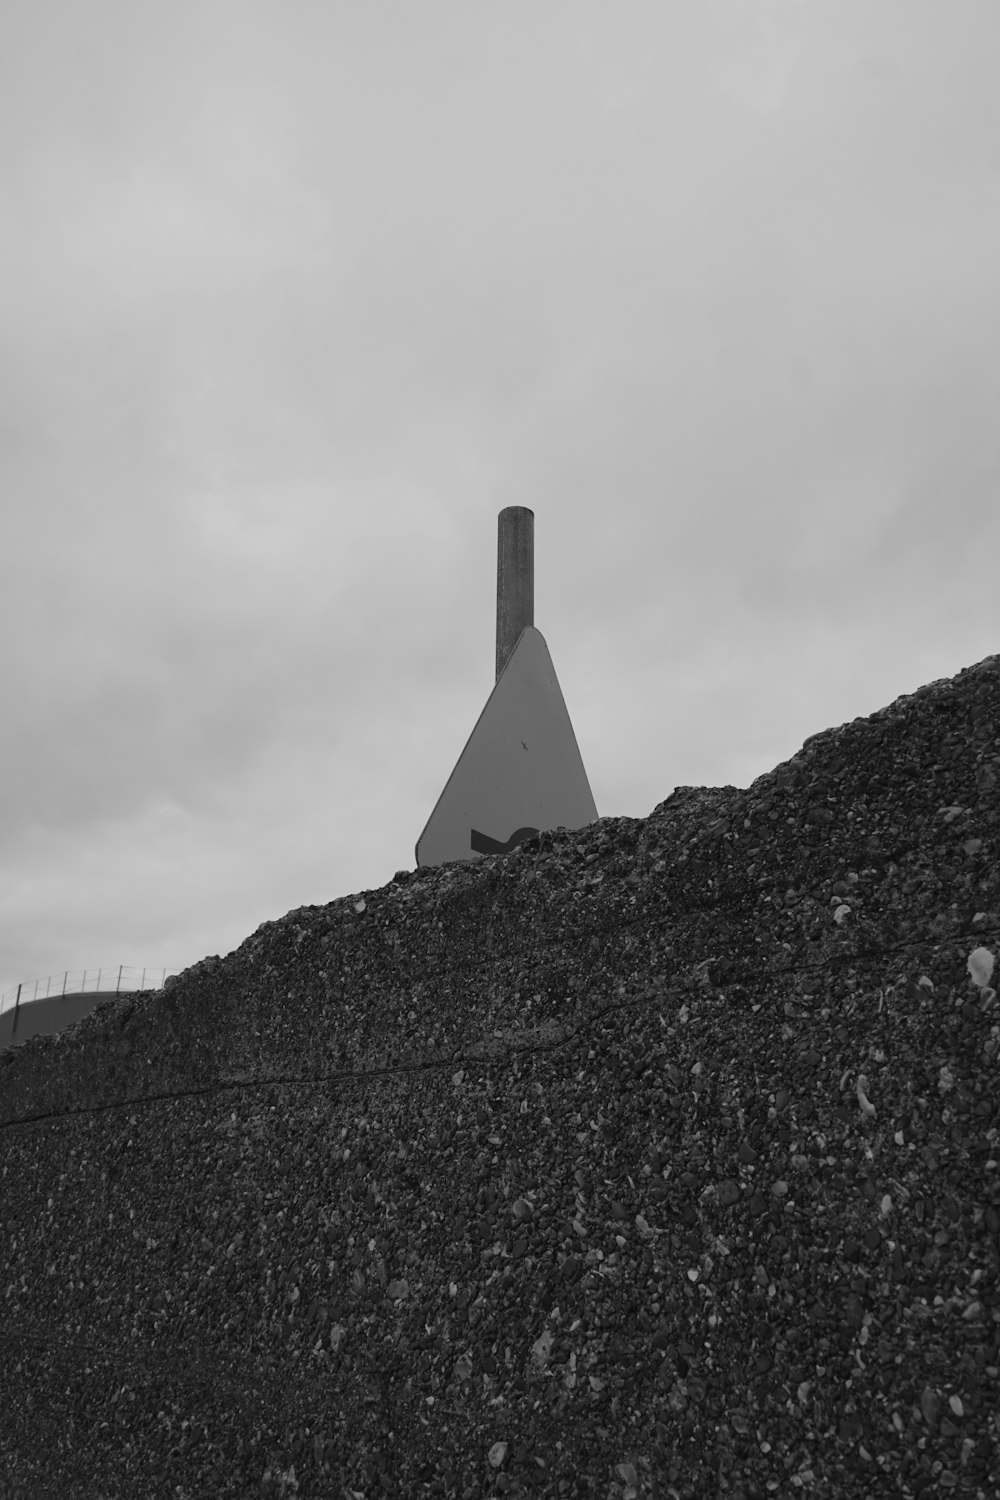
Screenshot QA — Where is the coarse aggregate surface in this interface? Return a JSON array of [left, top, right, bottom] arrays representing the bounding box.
[[1, 653, 999, 1499]]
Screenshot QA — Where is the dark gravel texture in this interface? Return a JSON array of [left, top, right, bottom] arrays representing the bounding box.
[[1, 653, 998, 1500]]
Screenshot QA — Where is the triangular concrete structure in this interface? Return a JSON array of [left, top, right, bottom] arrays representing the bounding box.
[[415, 625, 598, 868]]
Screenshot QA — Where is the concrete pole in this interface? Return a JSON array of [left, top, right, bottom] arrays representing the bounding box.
[[496, 506, 534, 682]]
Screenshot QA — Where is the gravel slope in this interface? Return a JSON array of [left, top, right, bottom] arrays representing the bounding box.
[[1, 654, 998, 1499]]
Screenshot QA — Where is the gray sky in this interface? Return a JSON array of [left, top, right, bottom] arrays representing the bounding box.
[[2, 0, 999, 1005]]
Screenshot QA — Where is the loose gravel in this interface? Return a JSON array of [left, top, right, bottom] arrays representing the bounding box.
[[1, 654, 998, 1499]]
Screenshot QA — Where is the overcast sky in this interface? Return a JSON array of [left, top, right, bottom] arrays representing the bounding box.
[[2, 1, 998, 1005]]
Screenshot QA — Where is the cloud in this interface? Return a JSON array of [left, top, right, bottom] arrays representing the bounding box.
[[1, 2, 999, 999]]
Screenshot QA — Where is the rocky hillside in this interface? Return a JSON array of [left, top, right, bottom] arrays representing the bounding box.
[[1, 655, 998, 1499]]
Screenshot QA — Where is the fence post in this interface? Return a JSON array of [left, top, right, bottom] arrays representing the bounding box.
[[117, 964, 123, 995], [12, 983, 21, 1038], [62, 971, 68, 996]]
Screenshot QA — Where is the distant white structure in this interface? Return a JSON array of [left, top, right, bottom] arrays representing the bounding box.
[[0, 966, 175, 1051], [415, 507, 598, 867]]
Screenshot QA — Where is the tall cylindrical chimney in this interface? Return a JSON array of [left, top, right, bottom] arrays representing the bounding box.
[[496, 506, 534, 681]]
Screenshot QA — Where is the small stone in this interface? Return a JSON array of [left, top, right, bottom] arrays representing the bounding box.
[[920, 1386, 941, 1426], [531, 1329, 553, 1368], [967, 947, 995, 987]]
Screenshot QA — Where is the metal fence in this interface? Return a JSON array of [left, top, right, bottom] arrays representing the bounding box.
[[0, 966, 177, 1020]]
